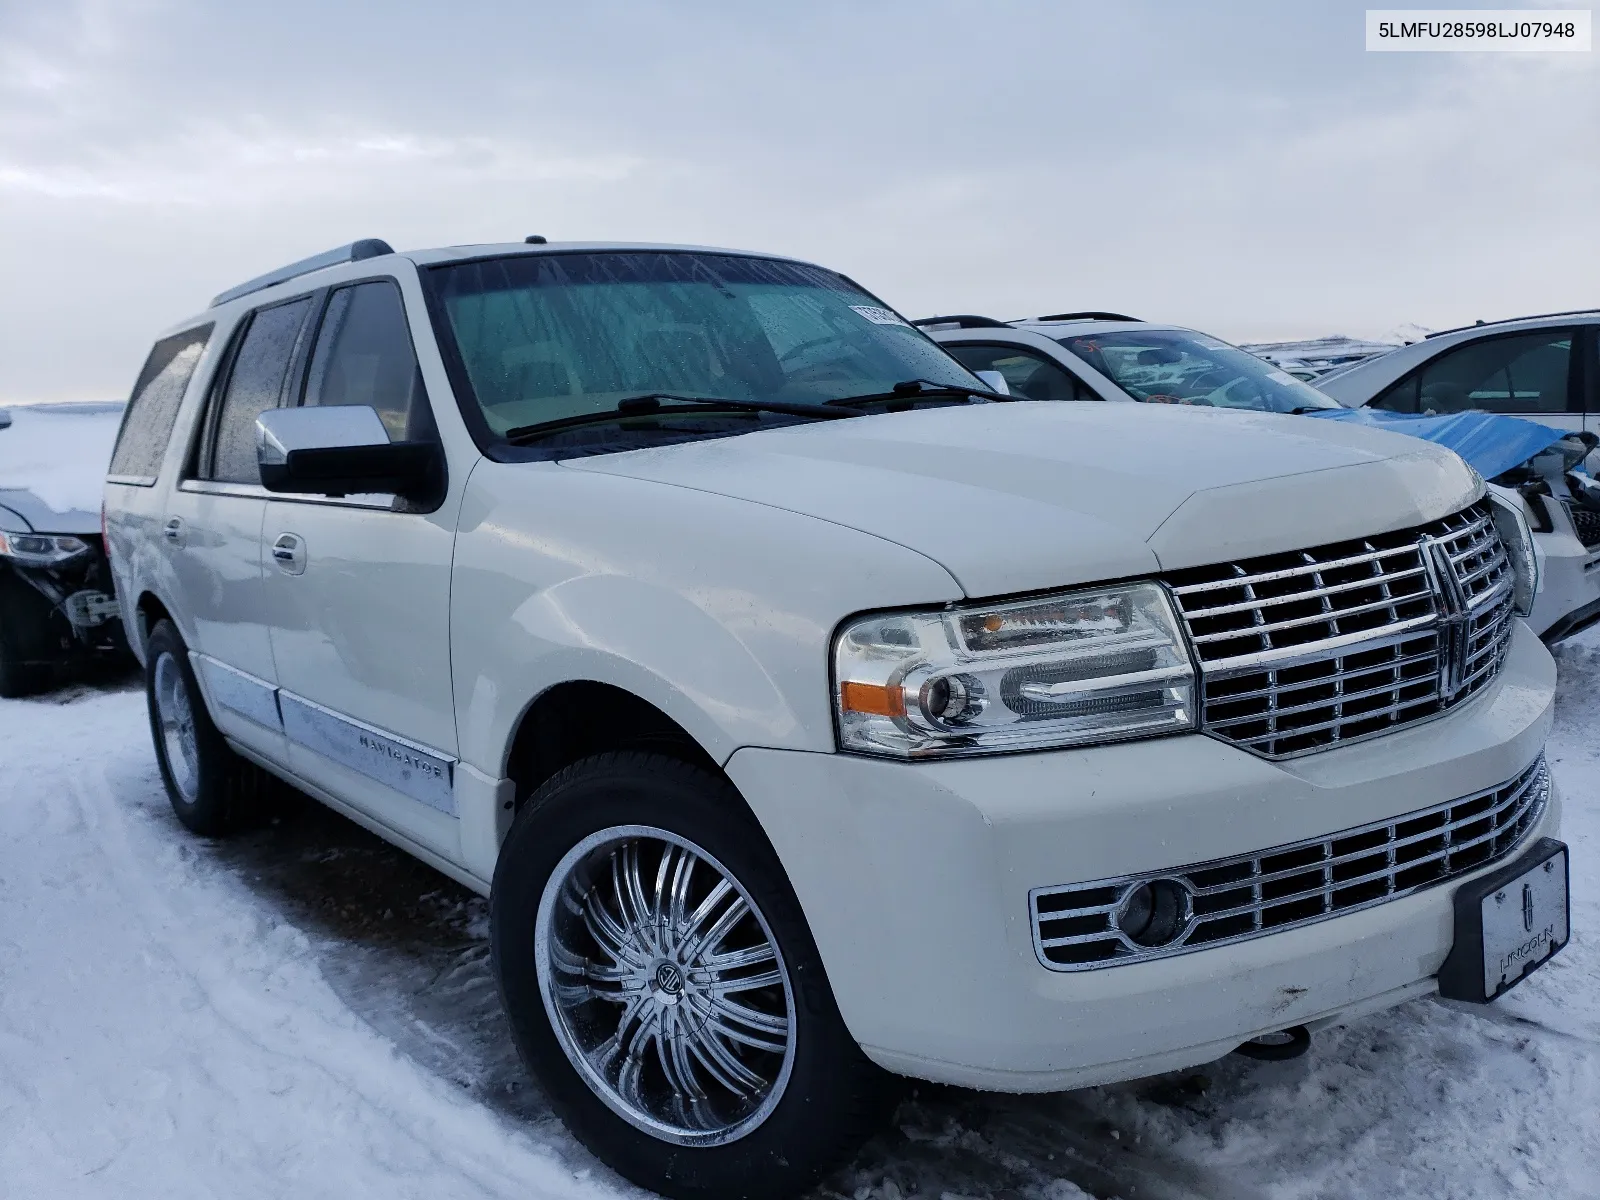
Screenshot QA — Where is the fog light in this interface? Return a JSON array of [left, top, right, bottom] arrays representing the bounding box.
[[1115, 878, 1191, 947]]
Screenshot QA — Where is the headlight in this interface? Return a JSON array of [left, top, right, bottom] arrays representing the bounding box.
[[1486, 489, 1540, 618], [0, 531, 91, 566], [833, 581, 1197, 758]]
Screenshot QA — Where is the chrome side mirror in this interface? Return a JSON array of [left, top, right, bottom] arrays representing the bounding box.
[[256, 406, 442, 504], [973, 370, 1010, 396], [257, 405, 389, 467]]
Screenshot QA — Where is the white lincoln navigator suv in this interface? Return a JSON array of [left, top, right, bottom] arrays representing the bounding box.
[[104, 238, 1568, 1200]]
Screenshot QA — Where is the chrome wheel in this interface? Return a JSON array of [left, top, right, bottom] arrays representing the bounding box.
[[153, 651, 199, 803], [535, 825, 797, 1147]]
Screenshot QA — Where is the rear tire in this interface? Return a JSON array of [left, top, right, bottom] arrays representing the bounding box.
[[144, 620, 265, 836], [491, 751, 895, 1200], [0, 574, 55, 699]]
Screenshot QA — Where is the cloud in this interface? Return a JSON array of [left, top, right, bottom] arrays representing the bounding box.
[[0, 122, 642, 206], [1, 0, 1596, 401]]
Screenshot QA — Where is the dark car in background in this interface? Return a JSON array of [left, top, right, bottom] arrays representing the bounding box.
[[0, 401, 128, 696]]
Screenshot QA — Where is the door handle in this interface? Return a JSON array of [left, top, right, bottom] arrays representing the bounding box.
[[271, 533, 306, 575], [163, 516, 185, 545]]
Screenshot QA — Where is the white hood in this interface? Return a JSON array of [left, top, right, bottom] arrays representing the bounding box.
[[564, 402, 1481, 597], [0, 404, 122, 533]]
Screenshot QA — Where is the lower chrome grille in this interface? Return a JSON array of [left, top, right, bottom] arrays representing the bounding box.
[[1166, 502, 1516, 758], [1030, 756, 1549, 971]]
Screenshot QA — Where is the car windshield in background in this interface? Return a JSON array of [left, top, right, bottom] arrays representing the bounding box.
[[1059, 330, 1341, 413], [428, 252, 981, 441]]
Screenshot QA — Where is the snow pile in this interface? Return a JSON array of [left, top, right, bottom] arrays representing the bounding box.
[[0, 402, 124, 515], [0, 637, 1595, 1198]]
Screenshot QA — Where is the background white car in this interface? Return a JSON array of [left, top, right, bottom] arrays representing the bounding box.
[[1315, 311, 1600, 642], [917, 312, 1347, 413]]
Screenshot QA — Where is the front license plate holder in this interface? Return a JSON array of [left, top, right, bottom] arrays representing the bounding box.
[[1438, 837, 1569, 1004]]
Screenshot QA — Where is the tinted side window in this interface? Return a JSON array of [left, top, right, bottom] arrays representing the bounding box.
[[207, 298, 312, 484], [1370, 374, 1419, 413], [303, 281, 432, 442], [1414, 331, 1573, 414], [109, 325, 213, 481], [945, 343, 1092, 402]]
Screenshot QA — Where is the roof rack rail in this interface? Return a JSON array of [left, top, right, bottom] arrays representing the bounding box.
[[210, 238, 396, 308], [911, 314, 1013, 330], [1032, 311, 1141, 323], [1424, 307, 1600, 338]]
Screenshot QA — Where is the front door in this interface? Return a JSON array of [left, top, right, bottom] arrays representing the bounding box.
[[1372, 327, 1585, 434], [259, 279, 460, 858]]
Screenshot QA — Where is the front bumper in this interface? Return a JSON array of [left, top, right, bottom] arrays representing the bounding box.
[[727, 620, 1558, 1092], [1532, 525, 1600, 643]]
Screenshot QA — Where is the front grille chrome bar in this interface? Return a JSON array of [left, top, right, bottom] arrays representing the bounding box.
[[1164, 501, 1516, 759], [1030, 756, 1549, 971]]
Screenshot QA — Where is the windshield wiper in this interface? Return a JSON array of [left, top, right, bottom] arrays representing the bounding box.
[[1287, 405, 1337, 415], [503, 393, 863, 445], [822, 379, 1014, 408]]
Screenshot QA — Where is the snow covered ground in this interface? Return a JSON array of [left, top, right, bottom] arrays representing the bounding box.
[[2, 639, 1597, 1200]]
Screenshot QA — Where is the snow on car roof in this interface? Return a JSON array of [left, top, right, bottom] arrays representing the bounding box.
[[0, 401, 125, 517]]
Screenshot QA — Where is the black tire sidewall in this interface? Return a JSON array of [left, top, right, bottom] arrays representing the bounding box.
[[0, 573, 55, 698], [491, 752, 888, 1200]]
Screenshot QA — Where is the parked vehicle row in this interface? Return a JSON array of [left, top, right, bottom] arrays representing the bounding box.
[[101, 238, 1568, 1199]]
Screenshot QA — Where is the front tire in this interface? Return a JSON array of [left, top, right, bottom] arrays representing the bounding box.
[[144, 620, 264, 836], [491, 752, 893, 1200], [0, 574, 56, 698]]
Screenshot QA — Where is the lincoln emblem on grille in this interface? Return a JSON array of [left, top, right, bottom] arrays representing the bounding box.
[[1419, 535, 1473, 701]]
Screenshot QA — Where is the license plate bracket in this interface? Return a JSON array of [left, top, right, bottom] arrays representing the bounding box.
[[1438, 837, 1569, 1004]]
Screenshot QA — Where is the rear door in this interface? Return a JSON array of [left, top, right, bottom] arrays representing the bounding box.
[[165, 295, 315, 763], [1368, 327, 1584, 434], [259, 278, 461, 859]]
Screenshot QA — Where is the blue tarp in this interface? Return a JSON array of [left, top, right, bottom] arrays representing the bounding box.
[[1303, 408, 1568, 480]]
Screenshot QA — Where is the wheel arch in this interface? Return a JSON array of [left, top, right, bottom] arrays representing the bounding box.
[[502, 679, 725, 810], [131, 589, 174, 666]]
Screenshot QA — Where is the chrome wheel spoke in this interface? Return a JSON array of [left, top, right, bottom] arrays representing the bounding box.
[[698, 942, 776, 974], [667, 846, 696, 940], [691, 995, 789, 1054], [686, 1021, 768, 1098], [707, 968, 785, 995], [679, 878, 734, 949], [582, 889, 643, 969], [706, 994, 788, 1037], [681, 893, 749, 963], [537, 825, 797, 1146]]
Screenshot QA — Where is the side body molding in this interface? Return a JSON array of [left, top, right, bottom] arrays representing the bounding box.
[[189, 651, 458, 817]]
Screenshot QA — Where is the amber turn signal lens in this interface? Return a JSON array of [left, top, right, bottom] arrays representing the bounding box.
[[839, 680, 904, 717]]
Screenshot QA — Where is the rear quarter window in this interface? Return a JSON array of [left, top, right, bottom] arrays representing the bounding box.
[[108, 325, 213, 483]]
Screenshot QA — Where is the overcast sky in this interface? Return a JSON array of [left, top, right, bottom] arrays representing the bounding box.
[[2, 0, 1596, 403]]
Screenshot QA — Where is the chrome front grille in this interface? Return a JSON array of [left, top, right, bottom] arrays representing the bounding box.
[[1166, 502, 1515, 758], [1031, 756, 1549, 971]]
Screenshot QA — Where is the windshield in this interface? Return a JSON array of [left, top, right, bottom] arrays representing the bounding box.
[[428, 251, 981, 439], [1058, 329, 1341, 413]]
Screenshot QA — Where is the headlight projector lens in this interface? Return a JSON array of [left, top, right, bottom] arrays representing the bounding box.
[[1115, 878, 1192, 947]]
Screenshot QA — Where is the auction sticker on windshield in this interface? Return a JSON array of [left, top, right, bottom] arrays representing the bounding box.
[[850, 305, 910, 327]]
